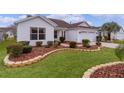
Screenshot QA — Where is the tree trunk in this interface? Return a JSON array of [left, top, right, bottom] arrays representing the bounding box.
[[108, 33, 111, 40]]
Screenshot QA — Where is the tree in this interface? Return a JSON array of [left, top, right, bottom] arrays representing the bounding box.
[[101, 22, 121, 41], [115, 44, 124, 61]]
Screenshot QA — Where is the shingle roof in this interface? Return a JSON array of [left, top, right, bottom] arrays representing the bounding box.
[[70, 21, 90, 28], [49, 18, 71, 28]]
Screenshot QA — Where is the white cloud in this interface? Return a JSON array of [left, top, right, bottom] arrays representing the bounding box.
[[0, 15, 27, 25], [91, 14, 124, 21], [18, 15, 27, 19], [47, 14, 85, 23]]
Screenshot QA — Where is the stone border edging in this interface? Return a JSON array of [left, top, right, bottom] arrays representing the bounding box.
[[4, 47, 100, 68], [82, 61, 124, 78]]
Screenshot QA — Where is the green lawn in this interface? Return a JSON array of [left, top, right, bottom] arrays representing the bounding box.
[[0, 39, 120, 78], [113, 40, 124, 44]]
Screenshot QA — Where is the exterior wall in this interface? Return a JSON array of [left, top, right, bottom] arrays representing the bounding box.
[[17, 17, 54, 46], [65, 30, 78, 42]]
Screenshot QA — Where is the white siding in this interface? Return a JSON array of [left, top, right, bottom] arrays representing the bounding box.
[[17, 17, 54, 46], [65, 30, 78, 42]]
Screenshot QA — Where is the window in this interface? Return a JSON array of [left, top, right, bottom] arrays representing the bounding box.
[[39, 28, 45, 40], [30, 27, 46, 40], [54, 30, 57, 38]]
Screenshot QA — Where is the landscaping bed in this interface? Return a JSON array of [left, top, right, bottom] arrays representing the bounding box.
[[90, 63, 124, 78], [9, 47, 61, 61], [9, 45, 99, 62]]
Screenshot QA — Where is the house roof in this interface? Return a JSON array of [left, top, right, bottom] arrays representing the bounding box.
[[70, 21, 90, 28], [15, 16, 58, 27], [15, 15, 99, 29], [49, 18, 71, 28]]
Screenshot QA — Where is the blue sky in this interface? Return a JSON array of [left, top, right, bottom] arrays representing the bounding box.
[[1, 14, 124, 27]]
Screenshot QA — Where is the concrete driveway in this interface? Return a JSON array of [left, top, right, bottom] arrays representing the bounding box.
[[61, 42, 120, 49], [101, 42, 119, 48]]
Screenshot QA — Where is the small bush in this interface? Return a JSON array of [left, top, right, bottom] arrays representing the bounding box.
[[69, 41, 76, 48], [23, 45, 32, 53], [115, 45, 124, 61], [6, 45, 14, 54], [82, 39, 90, 47], [47, 41, 54, 47], [53, 41, 60, 48], [36, 41, 42, 47], [104, 36, 108, 42], [9, 44, 23, 57], [59, 37, 65, 43], [96, 36, 102, 42], [18, 41, 29, 46]]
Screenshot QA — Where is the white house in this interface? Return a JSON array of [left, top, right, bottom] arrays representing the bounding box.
[[15, 15, 124, 46], [15, 16, 99, 46]]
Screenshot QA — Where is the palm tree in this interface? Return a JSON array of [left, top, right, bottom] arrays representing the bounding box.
[[101, 22, 121, 41]]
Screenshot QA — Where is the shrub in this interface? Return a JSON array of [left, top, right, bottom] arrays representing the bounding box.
[[82, 39, 90, 47], [36, 41, 42, 47], [23, 45, 32, 53], [59, 37, 65, 43], [69, 41, 76, 48], [115, 45, 124, 61], [53, 41, 60, 48], [104, 36, 108, 42], [47, 41, 54, 47], [18, 41, 29, 46], [9, 44, 23, 57], [96, 36, 102, 42], [6, 45, 14, 54]]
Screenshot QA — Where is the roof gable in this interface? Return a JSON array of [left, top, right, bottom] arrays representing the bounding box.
[[15, 16, 58, 27]]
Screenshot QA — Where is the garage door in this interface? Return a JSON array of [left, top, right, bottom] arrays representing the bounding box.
[[78, 32, 97, 42]]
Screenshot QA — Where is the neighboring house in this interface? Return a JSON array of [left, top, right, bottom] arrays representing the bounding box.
[[114, 28, 124, 40], [15, 16, 99, 46], [0, 26, 16, 41], [100, 28, 124, 40]]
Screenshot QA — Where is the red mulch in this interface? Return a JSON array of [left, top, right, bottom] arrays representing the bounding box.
[[90, 64, 124, 78], [9, 47, 60, 62], [9, 45, 98, 62]]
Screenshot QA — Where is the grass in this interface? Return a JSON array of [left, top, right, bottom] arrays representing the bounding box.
[[0, 39, 121, 78], [113, 40, 124, 44]]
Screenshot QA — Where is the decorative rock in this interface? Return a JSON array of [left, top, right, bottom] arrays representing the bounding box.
[[83, 61, 123, 78]]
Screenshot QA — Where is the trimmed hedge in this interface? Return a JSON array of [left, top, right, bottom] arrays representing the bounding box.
[[23, 45, 32, 53], [59, 37, 65, 43], [69, 41, 76, 48], [47, 41, 54, 47], [36, 41, 42, 47], [8, 44, 23, 57], [82, 39, 90, 47]]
